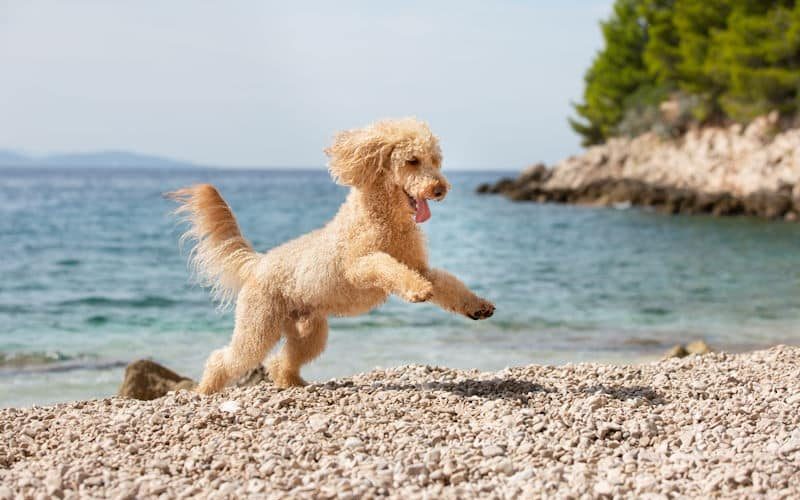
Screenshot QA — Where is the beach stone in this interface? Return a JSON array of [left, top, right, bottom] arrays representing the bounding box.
[[117, 360, 195, 400], [425, 449, 441, 464], [664, 341, 712, 359], [685, 341, 712, 356], [594, 480, 614, 496], [219, 401, 240, 414], [482, 445, 505, 457], [344, 437, 364, 449], [406, 463, 426, 476], [495, 460, 514, 475], [663, 345, 688, 359], [308, 414, 330, 432], [270, 395, 294, 409]]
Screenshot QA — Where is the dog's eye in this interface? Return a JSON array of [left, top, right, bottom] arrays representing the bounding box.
[[407, 157, 420, 166]]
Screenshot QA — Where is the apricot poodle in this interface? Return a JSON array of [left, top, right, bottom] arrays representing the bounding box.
[[168, 118, 495, 394]]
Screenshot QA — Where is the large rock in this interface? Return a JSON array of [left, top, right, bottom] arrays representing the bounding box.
[[685, 340, 712, 355], [663, 340, 713, 359], [118, 359, 272, 400], [118, 360, 196, 401]]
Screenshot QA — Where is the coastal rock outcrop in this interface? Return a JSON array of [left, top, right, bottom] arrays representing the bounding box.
[[479, 113, 800, 219]]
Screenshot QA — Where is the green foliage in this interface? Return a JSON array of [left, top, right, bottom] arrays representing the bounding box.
[[571, 0, 800, 145], [640, 0, 680, 85], [709, 4, 800, 121], [569, 0, 650, 146]]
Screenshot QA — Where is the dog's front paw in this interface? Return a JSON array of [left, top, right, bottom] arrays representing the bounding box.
[[466, 298, 495, 320], [403, 280, 434, 303]]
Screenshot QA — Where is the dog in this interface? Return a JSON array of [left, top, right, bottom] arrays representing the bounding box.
[[168, 118, 495, 394]]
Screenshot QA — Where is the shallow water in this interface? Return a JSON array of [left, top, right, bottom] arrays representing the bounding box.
[[2, 167, 799, 407]]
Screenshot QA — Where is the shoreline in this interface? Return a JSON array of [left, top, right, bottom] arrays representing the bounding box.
[[2, 346, 799, 497], [0, 339, 783, 409]]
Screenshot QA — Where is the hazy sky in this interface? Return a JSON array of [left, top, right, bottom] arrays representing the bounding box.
[[0, 1, 612, 169]]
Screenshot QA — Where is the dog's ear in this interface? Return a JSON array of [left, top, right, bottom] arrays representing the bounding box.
[[325, 126, 394, 187]]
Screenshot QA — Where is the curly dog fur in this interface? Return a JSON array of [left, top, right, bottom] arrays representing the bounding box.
[[167, 118, 495, 394]]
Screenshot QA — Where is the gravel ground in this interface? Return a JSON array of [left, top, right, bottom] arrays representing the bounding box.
[[2, 346, 800, 499]]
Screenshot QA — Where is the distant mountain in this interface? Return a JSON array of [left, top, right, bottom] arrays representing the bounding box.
[[0, 150, 197, 168], [0, 151, 32, 166]]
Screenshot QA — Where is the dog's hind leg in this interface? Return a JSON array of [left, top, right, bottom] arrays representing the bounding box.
[[268, 315, 328, 388], [196, 290, 282, 395]]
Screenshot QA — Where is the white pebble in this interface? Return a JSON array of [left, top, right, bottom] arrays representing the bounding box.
[[482, 445, 505, 457], [219, 400, 240, 414], [344, 437, 364, 449]]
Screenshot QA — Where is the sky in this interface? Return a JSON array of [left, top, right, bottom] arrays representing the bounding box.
[[0, 1, 613, 169]]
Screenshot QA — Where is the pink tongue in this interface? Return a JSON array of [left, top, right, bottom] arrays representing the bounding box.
[[415, 197, 431, 223]]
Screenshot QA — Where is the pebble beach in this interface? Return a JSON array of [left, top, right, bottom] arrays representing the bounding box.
[[2, 346, 800, 499]]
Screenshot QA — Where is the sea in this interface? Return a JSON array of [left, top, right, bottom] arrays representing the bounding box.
[[2, 167, 800, 407]]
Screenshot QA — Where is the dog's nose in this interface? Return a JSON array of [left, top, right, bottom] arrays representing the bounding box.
[[432, 184, 447, 200]]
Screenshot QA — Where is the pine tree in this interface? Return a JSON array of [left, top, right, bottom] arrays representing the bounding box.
[[708, 4, 800, 121], [641, 0, 680, 86], [569, 0, 650, 146], [570, 0, 800, 145]]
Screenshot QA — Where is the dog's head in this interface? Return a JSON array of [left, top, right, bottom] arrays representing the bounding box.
[[325, 118, 449, 223]]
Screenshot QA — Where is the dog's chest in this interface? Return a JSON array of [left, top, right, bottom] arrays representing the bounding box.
[[379, 228, 427, 270], [337, 286, 389, 317]]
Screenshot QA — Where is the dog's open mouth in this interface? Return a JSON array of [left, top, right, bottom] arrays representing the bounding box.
[[405, 190, 431, 224]]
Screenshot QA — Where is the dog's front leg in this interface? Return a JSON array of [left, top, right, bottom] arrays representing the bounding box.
[[425, 268, 495, 320], [346, 252, 433, 302]]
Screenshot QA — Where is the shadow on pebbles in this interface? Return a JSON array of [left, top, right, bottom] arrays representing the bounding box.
[[1, 346, 800, 498]]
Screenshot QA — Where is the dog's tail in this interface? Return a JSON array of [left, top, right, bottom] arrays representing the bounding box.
[[166, 184, 258, 307]]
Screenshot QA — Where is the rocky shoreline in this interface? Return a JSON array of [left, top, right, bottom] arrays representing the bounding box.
[[479, 114, 800, 220], [2, 346, 799, 498]]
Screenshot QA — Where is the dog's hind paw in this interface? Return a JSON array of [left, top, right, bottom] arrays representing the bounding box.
[[467, 300, 495, 320]]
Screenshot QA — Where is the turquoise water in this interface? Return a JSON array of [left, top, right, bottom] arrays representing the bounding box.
[[2, 167, 800, 407]]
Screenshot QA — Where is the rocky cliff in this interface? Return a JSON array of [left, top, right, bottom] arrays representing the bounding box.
[[479, 113, 800, 219]]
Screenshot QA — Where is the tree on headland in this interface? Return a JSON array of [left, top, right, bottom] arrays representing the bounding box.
[[568, 0, 650, 145], [571, 0, 800, 145]]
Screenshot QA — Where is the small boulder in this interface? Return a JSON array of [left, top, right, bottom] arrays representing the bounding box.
[[685, 340, 711, 355], [663, 345, 688, 359], [119, 360, 271, 400], [663, 340, 712, 359], [118, 360, 196, 400]]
